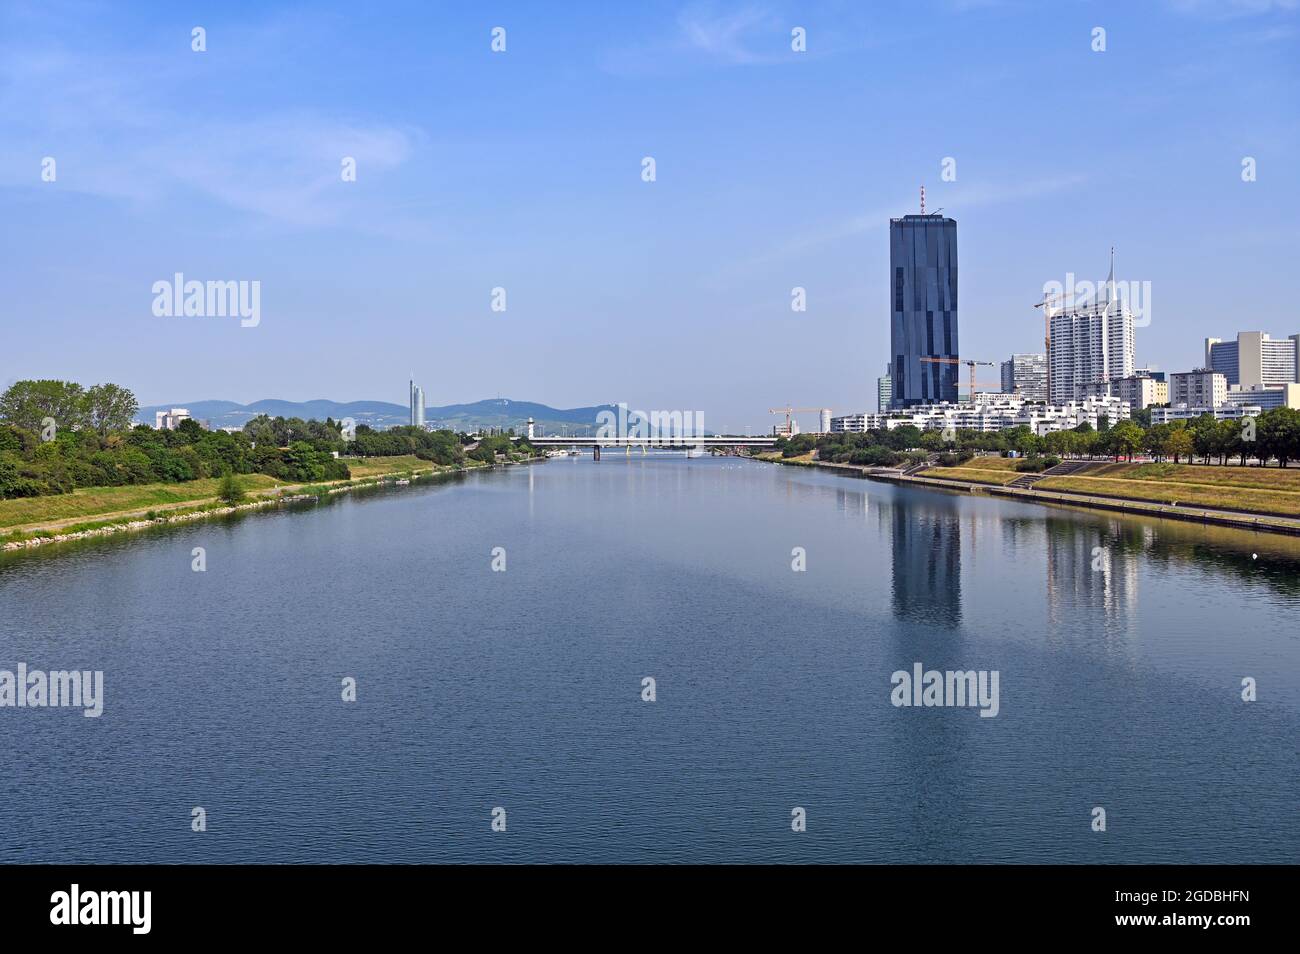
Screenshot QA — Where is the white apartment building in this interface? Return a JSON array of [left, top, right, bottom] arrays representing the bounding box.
[[832, 395, 1128, 437], [830, 414, 873, 433], [1169, 370, 1227, 409], [1111, 374, 1169, 410], [1150, 404, 1261, 425], [1047, 271, 1135, 404]]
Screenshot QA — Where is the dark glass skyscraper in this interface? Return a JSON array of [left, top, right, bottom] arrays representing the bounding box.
[[889, 214, 958, 406]]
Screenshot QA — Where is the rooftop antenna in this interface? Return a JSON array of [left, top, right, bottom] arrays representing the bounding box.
[[920, 184, 925, 215]]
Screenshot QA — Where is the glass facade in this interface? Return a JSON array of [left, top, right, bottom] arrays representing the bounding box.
[[1205, 339, 1239, 386], [890, 214, 958, 406]]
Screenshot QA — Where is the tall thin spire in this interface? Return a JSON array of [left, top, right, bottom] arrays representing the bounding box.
[[1106, 245, 1116, 306]]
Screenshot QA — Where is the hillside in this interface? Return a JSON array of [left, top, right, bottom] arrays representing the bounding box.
[[136, 398, 620, 433]]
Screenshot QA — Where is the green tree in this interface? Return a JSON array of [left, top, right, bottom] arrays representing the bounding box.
[[1108, 421, 1144, 461], [1003, 425, 1040, 458], [1216, 418, 1245, 465], [83, 383, 139, 436], [1258, 407, 1300, 468], [919, 431, 946, 451], [1190, 413, 1220, 463], [1165, 426, 1194, 464], [218, 472, 246, 505], [0, 380, 87, 433]]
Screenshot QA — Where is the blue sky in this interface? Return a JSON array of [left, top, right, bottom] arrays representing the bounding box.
[[2, 0, 1297, 431]]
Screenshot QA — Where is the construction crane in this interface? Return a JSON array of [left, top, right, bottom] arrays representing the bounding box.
[[1033, 291, 1072, 400], [919, 357, 997, 399], [767, 405, 831, 435]]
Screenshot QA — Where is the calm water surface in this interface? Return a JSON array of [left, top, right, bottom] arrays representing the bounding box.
[[1, 458, 1296, 863]]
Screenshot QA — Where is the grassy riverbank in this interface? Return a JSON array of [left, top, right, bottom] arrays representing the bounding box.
[[0, 455, 491, 543], [924, 457, 1024, 485], [917, 458, 1300, 518]]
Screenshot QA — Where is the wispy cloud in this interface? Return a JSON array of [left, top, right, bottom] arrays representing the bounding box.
[[1166, 0, 1298, 18], [601, 2, 853, 74], [711, 174, 1088, 285], [677, 5, 784, 64], [0, 16, 424, 232]]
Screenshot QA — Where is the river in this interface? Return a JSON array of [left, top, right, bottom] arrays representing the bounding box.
[[1, 457, 1296, 862]]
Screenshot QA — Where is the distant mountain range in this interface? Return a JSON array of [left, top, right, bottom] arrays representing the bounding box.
[[135, 398, 618, 433]]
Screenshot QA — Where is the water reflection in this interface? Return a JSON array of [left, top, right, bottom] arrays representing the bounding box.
[[891, 496, 962, 628]]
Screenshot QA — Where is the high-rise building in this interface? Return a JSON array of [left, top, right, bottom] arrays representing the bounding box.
[[1000, 353, 1048, 401], [1204, 332, 1300, 388], [1047, 252, 1135, 403], [877, 365, 892, 412], [889, 212, 958, 407], [409, 377, 426, 428], [1170, 369, 1226, 408]]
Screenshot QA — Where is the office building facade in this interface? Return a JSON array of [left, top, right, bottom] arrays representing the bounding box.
[[1224, 382, 1300, 411], [1000, 353, 1048, 402], [877, 366, 893, 412], [1204, 332, 1300, 388], [889, 214, 958, 407]]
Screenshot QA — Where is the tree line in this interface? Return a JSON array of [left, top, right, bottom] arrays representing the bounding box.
[[0, 380, 541, 500], [776, 407, 1300, 468]]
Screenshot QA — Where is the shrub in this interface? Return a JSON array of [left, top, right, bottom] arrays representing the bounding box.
[[217, 473, 246, 505], [1014, 458, 1047, 473]]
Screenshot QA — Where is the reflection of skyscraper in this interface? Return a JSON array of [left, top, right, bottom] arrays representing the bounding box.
[[409, 376, 425, 428], [890, 500, 962, 627], [890, 212, 959, 407], [1043, 518, 1138, 633]]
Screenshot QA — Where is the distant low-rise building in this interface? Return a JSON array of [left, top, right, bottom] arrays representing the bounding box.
[[154, 408, 191, 430], [1150, 404, 1261, 425], [832, 395, 1128, 436], [830, 414, 873, 433], [1223, 382, 1300, 411]]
